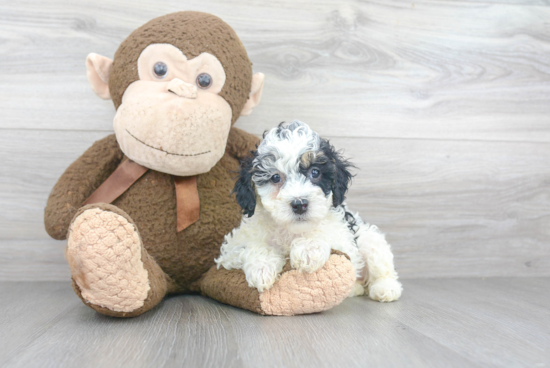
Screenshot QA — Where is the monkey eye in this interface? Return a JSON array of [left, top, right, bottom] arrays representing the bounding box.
[[196, 73, 212, 89], [310, 168, 321, 179], [270, 174, 281, 184], [153, 62, 168, 79]]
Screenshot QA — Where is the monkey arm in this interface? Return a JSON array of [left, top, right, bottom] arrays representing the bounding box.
[[44, 134, 124, 240], [225, 127, 261, 160]]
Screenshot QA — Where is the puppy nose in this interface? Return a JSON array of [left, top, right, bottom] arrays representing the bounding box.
[[291, 199, 308, 214], [167, 78, 197, 99]]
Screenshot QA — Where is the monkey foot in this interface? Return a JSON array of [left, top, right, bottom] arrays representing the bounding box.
[[66, 205, 151, 314], [259, 252, 356, 315], [201, 252, 356, 316]]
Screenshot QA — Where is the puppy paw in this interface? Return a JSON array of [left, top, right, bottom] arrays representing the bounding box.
[[349, 281, 366, 297], [368, 278, 403, 302], [290, 238, 331, 273], [245, 264, 279, 293]]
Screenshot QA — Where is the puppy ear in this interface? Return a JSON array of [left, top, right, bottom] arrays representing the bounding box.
[[332, 156, 354, 207], [233, 153, 257, 217], [321, 139, 355, 207]]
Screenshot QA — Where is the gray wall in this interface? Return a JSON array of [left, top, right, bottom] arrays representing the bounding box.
[[1, 0, 549, 281]]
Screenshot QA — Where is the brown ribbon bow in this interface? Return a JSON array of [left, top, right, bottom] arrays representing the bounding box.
[[83, 159, 200, 232]]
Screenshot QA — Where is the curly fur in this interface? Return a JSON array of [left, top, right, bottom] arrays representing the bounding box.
[[216, 121, 403, 301]]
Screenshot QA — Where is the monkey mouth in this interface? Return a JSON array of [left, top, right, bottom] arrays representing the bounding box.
[[125, 129, 211, 157]]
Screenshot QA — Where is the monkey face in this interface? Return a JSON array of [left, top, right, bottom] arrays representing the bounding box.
[[85, 12, 265, 176], [113, 44, 232, 176]]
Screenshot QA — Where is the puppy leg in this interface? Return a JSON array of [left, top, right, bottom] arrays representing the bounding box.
[[356, 224, 402, 302], [216, 226, 286, 293], [290, 237, 331, 273], [241, 246, 286, 292]]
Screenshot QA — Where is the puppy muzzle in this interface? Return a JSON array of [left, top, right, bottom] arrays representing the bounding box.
[[291, 199, 308, 215]]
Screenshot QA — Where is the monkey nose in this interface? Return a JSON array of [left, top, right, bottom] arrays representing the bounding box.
[[167, 78, 197, 99], [291, 199, 308, 215]]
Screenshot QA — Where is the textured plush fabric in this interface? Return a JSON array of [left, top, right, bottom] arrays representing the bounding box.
[[200, 264, 263, 314], [45, 134, 123, 240], [67, 206, 151, 312], [108, 11, 252, 124], [112, 150, 243, 291], [82, 159, 148, 206], [69, 203, 170, 317], [259, 253, 356, 316], [201, 251, 355, 316], [44, 11, 355, 317], [46, 129, 257, 283], [47, 128, 359, 317], [226, 127, 261, 160]]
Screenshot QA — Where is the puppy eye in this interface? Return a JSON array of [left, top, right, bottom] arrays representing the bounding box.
[[153, 62, 168, 79], [310, 169, 321, 179], [270, 174, 281, 183], [196, 73, 212, 89]]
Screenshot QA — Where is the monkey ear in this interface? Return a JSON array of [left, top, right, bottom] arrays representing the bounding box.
[[240, 72, 265, 116], [232, 154, 257, 217], [86, 53, 113, 100]]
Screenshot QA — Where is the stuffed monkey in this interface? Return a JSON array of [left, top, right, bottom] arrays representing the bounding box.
[[44, 11, 356, 317]]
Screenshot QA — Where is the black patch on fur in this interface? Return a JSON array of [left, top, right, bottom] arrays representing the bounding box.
[[344, 210, 359, 234], [233, 151, 258, 217], [322, 139, 354, 207], [303, 139, 354, 207], [342, 209, 359, 247], [299, 154, 333, 198]]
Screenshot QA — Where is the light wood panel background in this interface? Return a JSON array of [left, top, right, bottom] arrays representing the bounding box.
[[1, 0, 549, 280]]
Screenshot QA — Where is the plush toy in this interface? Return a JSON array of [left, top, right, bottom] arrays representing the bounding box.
[[44, 11, 356, 317]]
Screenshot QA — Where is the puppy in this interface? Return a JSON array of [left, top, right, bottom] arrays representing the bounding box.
[[215, 121, 402, 302]]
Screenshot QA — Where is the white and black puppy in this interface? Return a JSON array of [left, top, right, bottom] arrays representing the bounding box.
[[215, 121, 402, 302]]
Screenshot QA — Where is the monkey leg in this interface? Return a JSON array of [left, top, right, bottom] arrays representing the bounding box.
[[200, 251, 355, 316], [66, 204, 168, 317]]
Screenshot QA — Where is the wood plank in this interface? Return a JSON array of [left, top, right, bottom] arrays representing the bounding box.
[[0, 130, 108, 240], [0, 0, 549, 142], [3, 294, 244, 368], [217, 298, 481, 368], [463, 0, 550, 5], [1, 278, 548, 367], [0, 282, 79, 366], [1, 130, 549, 280], [0, 240, 70, 281], [1, 280, 481, 368], [390, 278, 550, 367], [331, 135, 550, 278]]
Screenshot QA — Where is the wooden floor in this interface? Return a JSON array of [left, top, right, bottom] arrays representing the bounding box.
[[0, 278, 548, 368]]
